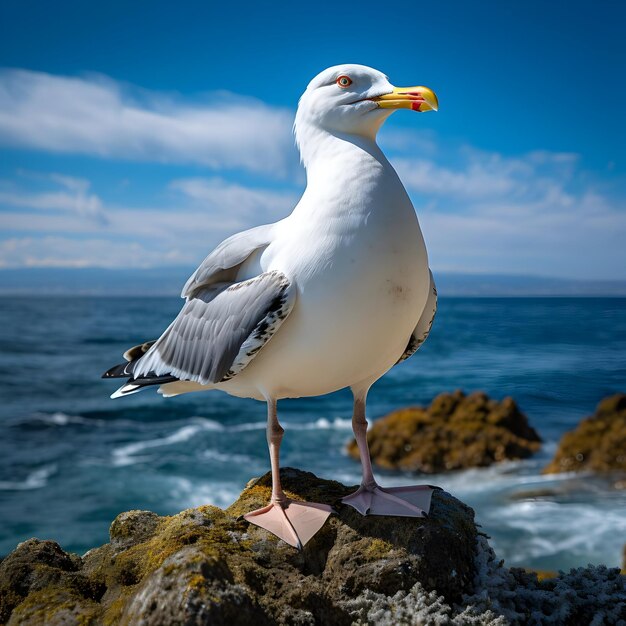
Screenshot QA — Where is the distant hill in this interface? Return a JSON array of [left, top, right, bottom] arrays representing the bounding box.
[[0, 267, 625, 297], [0, 267, 191, 296], [435, 273, 626, 296]]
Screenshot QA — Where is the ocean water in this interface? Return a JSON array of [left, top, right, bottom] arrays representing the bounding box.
[[0, 296, 625, 570]]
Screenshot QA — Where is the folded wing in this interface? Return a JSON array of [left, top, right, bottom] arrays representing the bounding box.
[[104, 223, 296, 396], [105, 271, 294, 396], [182, 223, 275, 299], [134, 271, 294, 385]]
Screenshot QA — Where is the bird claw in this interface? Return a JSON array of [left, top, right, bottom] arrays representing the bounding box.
[[342, 483, 435, 517], [243, 499, 333, 549]]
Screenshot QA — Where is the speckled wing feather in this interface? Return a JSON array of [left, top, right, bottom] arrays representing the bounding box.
[[131, 271, 295, 385], [396, 270, 437, 364]]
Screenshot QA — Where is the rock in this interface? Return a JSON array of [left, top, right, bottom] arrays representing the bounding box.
[[120, 546, 265, 625], [544, 393, 626, 478], [1, 469, 624, 625], [345, 536, 626, 625], [0, 469, 477, 625], [109, 510, 161, 552], [0, 538, 104, 625], [7, 588, 101, 626], [347, 391, 542, 473]]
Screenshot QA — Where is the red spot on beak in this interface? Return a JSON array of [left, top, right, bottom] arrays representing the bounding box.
[[397, 90, 427, 111]]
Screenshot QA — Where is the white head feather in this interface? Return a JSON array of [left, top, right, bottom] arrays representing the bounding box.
[[294, 64, 396, 167]]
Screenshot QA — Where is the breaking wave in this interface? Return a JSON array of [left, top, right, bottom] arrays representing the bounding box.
[[0, 465, 57, 491]]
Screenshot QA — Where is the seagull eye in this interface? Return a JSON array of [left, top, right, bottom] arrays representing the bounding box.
[[336, 75, 352, 88]]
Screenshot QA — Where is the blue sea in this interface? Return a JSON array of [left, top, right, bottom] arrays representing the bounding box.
[[1, 296, 625, 570]]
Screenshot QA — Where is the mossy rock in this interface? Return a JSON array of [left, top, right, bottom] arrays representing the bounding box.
[[543, 393, 626, 479], [7, 587, 101, 626], [347, 390, 542, 473], [0, 469, 477, 625], [0, 539, 104, 624]]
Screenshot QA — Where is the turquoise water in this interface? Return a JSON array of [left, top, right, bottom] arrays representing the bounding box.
[[0, 296, 625, 569]]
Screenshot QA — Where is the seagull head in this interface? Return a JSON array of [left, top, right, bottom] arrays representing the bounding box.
[[295, 64, 438, 140]]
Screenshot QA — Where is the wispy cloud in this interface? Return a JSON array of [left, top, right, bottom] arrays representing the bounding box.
[[170, 177, 299, 224], [0, 175, 298, 268], [0, 236, 182, 269], [392, 148, 626, 278], [0, 66, 623, 279], [0, 69, 297, 176], [394, 149, 580, 200], [1, 152, 623, 278], [0, 173, 106, 222]]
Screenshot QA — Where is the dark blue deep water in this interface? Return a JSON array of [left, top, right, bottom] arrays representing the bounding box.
[[1, 296, 625, 569]]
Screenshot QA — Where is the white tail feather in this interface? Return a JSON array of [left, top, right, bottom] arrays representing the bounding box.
[[111, 384, 141, 399]]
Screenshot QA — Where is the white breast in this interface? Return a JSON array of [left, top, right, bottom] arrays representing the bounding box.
[[219, 142, 430, 400]]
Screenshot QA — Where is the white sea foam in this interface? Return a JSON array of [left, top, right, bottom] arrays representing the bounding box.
[[111, 418, 222, 466], [21, 412, 101, 426], [169, 476, 241, 509], [332, 469, 363, 485], [0, 465, 57, 491], [410, 461, 576, 496], [228, 421, 267, 432], [49, 412, 88, 425], [487, 498, 626, 567], [227, 416, 352, 432], [202, 449, 256, 464], [187, 417, 224, 430], [300, 417, 353, 430]]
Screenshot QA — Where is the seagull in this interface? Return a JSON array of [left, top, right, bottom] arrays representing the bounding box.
[[104, 64, 439, 549]]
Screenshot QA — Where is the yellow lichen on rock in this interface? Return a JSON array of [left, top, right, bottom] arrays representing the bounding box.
[[0, 469, 479, 625], [2, 468, 624, 624], [543, 393, 626, 479], [7, 587, 100, 626], [347, 390, 542, 473]]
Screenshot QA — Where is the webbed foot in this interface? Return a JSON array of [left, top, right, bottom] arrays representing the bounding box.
[[342, 483, 435, 517], [243, 499, 333, 549]]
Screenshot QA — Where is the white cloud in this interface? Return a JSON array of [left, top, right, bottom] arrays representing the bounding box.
[[378, 127, 439, 157], [0, 176, 299, 268], [1, 154, 624, 278], [393, 148, 626, 279], [395, 157, 519, 197], [0, 69, 297, 176], [393, 149, 580, 200], [170, 177, 298, 224], [0, 66, 623, 280], [0, 173, 106, 222], [0, 236, 179, 269]]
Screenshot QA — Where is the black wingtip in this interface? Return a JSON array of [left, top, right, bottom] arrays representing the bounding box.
[[102, 363, 129, 379]]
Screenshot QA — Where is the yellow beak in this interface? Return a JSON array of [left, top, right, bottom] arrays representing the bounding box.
[[371, 86, 438, 112]]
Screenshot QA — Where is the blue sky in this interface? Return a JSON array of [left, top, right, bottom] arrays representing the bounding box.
[[0, 0, 624, 278]]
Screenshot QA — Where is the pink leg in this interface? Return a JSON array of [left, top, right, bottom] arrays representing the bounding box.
[[342, 388, 435, 517], [243, 398, 332, 549]]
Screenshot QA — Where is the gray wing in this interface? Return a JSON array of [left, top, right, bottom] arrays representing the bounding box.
[[132, 270, 295, 385], [396, 270, 437, 364], [181, 223, 275, 299]]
